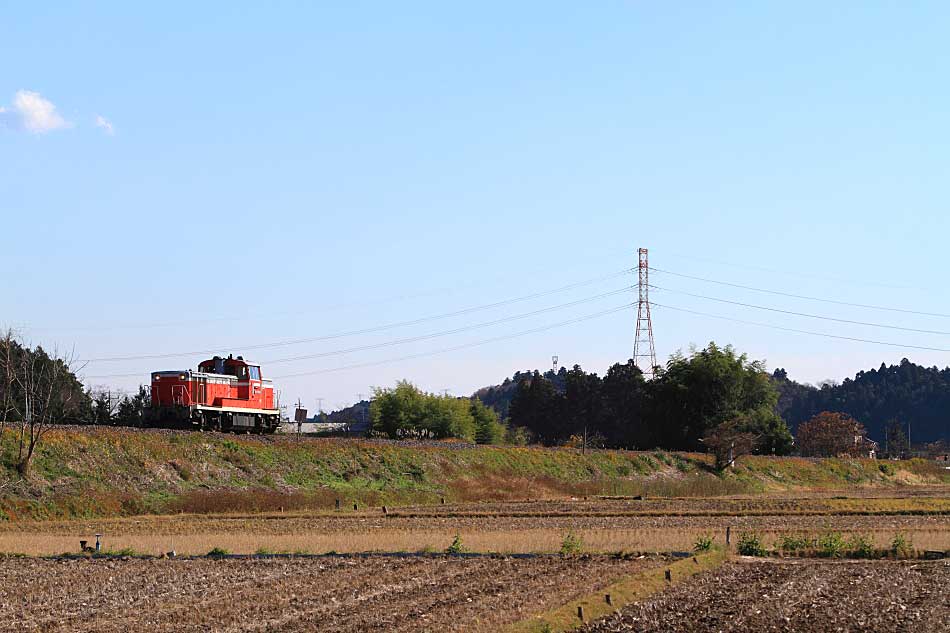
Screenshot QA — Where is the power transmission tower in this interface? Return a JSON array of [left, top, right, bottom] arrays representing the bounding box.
[[552, 355, 559, 375], [633, 247, 657, 378]]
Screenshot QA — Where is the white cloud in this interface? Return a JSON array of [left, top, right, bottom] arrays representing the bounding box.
[[95, 115, 114, 135], [0, 90, 70, 133]]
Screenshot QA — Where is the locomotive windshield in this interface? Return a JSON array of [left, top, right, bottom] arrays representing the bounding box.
[[249, 366, 261, 380]]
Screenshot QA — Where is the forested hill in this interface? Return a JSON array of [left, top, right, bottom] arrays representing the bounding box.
[[473, 358, 950, 444], [472, 368, 567, 420], [773, 359, 949, 443]]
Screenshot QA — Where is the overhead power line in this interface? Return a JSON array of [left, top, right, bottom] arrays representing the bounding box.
[[660, 252, 918, 290], [82, 287, 634, 379], [263, 287, 634, 364], [652, 302, 950, 353], [650, 267, 950, 319], [81, 268, 634, 363], [649, 285, 950, 336], [271, 304, 635, 380]]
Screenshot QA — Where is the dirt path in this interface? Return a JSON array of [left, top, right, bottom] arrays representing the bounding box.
[[582, 559, 950, 632], [0, 554, 664, 632]]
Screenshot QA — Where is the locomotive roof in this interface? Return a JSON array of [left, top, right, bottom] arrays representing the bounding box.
[[200, 355, 260, 366]]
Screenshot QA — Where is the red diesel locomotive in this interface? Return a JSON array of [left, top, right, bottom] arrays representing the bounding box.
[[147, 355, 281, 433]]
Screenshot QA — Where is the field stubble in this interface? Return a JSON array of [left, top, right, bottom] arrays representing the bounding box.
[[0, 495, 947, 556], [581, 559, 950, 633], [0, 554, 667, 633]]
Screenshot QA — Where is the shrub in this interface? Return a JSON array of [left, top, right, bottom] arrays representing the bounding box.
[[736, 532, 766, 557], [446, 533, 466, 554], [693, 534, 713, 552], [891, 533, 914, 558], [207, 547, 229, 557], [848, 534, 875, 559], [878, 462, 895, 476], [817, 531, 846, 558], [776, 534, 813, 552], [101, 547, 138, 557], [560, 532, 584, 555]]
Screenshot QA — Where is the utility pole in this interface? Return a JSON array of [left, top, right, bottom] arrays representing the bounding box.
[[294, 398, 304, 440], [633, 247, 657, 378], [357, 393, 367, 433]]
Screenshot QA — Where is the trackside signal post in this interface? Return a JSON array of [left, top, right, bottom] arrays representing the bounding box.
[[633, 248, 657, 378]]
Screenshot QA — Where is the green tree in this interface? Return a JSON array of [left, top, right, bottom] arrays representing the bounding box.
[[91, 390, 115, 424], [508, 372, 563, 445], [601, 360, 646, 447], [471, 399, 505, 444], [735, 406, 794, 455], [370, 381, 479, 441], [561, 364, 604, 445], [883, 418, 908, 457], [647, 343, 790, 452], [370, 380, 427, 439], [423, 395, 475, 441], [114, 385, 151, 427]]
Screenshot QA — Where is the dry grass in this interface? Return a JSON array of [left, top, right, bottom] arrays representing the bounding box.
[[507, 548, 730, 632], [2, 526, 947, 557]]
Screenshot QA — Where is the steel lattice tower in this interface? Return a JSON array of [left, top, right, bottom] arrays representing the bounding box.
[[633, 248, 657, 378]]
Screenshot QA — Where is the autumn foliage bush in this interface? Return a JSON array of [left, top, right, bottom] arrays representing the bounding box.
[[797, 412, 869, 457]]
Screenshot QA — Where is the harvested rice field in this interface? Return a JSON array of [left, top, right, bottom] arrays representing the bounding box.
[[582, 559, 950, 633], [0, 554, 666, 633], [0, 493, 946, 556]]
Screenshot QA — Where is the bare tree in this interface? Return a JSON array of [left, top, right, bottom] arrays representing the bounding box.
[[703, 417, 761, 471], [0, 330, 16, 439], [88, 386, 122, 424], [10, 344, 84, 475]]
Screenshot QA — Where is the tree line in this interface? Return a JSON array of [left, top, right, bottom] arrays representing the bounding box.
[[773, 359, 950, 444], [506, 343, 793, 456], [372, 343, 797, 460], [370, 381, 513, 444], [372, 342, 933, 464]]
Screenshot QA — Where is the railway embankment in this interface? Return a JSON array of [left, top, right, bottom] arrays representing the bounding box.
[[0, 427, 946, 520]]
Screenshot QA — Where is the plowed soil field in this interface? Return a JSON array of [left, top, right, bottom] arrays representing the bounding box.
[[582, 559, 950, 633], [0, 554, 665, 633]]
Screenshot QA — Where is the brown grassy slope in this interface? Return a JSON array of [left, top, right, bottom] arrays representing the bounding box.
[[0, 427, 946, 521]]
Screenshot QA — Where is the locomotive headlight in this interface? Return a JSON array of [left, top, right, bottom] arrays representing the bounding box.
[[180, 374, 186, 380]]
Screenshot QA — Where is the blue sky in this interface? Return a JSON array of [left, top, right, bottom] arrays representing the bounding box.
[[2, 3, 949, 412]]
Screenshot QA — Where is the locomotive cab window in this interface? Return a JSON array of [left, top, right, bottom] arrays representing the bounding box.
[[249, 366, 261, 380]]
